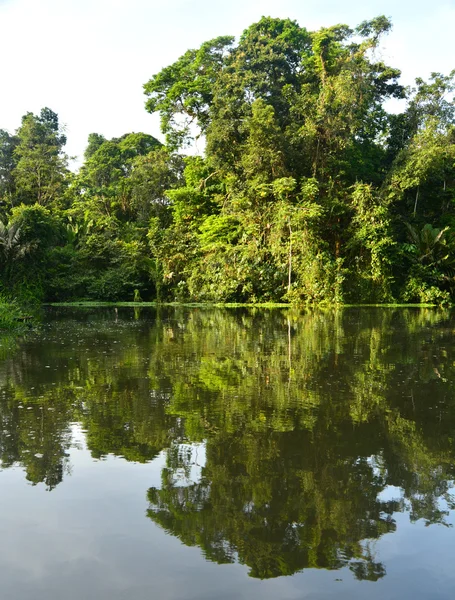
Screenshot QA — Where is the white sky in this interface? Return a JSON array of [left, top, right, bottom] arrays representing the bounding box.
[[0, 0, 454, 169]]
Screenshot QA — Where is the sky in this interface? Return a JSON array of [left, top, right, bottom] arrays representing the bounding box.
[[0, 0, 454, 168]]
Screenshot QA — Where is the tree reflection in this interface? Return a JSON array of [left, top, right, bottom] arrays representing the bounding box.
[[147, 434, 398, 579], [0, 306, 454, 576]]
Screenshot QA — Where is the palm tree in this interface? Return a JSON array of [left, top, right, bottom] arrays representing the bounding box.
[[0, 220, 32, 286]]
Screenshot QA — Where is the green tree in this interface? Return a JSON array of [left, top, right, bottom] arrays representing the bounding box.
[[13, 108, 69, 207], [0, 129, 18, 205], [143, 16, 405, 304], [144, 36, 234, 149]]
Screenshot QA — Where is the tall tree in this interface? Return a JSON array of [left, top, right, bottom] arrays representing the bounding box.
[[13, 108, 69, 207], [0, 130, 18, 205]]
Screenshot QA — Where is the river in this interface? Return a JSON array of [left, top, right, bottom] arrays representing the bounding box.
[[0, 306, 454, 599]]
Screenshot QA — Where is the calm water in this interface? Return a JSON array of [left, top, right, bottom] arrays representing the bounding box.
[[0, 307, 455, 600]]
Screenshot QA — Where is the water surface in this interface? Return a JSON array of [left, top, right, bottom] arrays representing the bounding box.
[[0, 307, 454, 599]]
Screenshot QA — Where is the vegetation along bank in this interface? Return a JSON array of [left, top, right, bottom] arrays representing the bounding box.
[[1, 16, 454, 306]]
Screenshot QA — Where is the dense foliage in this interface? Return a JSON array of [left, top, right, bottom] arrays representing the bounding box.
[[1, 16, 455, 304]]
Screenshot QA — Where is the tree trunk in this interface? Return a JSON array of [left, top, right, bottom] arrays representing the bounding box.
[[288, 221, 292, 293], [413, 186, 420, 216]]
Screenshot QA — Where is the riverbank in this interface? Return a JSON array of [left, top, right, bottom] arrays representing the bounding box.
[[0, 296, 26, 330], [47, 301, 439, 309]]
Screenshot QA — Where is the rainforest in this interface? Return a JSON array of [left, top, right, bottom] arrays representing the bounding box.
[[1, 15, 455, 310]]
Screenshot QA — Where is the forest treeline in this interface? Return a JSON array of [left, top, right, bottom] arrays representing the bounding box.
[[1, 16, 455, 305]]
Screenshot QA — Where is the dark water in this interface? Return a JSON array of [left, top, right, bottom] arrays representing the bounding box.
[[0, 307, 455, 600]]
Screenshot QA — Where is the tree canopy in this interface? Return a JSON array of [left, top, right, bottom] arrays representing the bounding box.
[[1, 15, 455, 305]]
